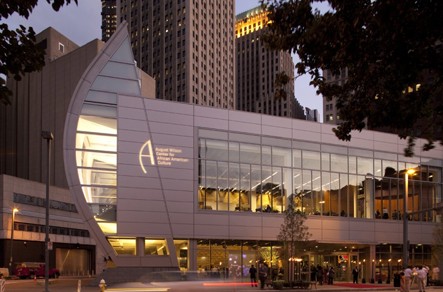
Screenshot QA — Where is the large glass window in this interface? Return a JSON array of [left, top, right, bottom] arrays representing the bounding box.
[[76, 100, 117, 233], [145, 239, 169, 255], [108, 237, 136, 255], [197, 137, 442, 221]]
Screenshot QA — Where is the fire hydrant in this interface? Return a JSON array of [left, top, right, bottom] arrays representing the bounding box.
[[99, 278, 107, 291]]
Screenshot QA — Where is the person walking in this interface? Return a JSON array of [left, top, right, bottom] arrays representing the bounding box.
[[404, 266, 413, 292], [417, 266, 428, 292], [249, 264, 258, 287]]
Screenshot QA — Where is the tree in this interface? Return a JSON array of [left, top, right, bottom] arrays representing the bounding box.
[[0, 0, 77, 104], [277, 192, 313, 282], [261, 0, 443, 156]]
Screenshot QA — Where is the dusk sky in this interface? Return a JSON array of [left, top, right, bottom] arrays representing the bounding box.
[[5, 0, 322, 119]]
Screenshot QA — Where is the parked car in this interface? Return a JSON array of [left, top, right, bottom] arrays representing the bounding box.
[[14, 262, 60, 279]]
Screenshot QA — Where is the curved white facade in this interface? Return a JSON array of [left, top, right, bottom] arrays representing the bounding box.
[[64, 23, 442, 281]]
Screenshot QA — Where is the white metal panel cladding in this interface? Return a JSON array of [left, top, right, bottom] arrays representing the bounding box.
[[64, 23, 443, 271]]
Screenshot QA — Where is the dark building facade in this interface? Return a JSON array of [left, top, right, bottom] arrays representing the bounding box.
[[235, 6, 305, 119]]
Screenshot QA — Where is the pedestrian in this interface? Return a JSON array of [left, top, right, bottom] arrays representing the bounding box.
[[258, 262, 269, 289], [352, 266, 359, 284], [310, 265, 318, 282], [404, 265, 413, 292], [328, 266, 335, 285], [316, 265, 323, 285], [417, 266, 428, 292], [399, 271, 406, 292], [249, 264, 258, 287]]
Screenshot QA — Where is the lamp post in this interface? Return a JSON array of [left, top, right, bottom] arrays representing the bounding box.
[[288, 257, 295, 283], [403, 169, 415, 269], [42, 130, 53, 292], [387, 259, 391, 284], [371, 259, 375, 283], [9, 208, 19, 275], [361, 260, 365, 283]]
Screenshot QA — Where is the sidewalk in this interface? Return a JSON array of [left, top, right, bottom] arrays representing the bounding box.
[[4, 277, 443, 292]]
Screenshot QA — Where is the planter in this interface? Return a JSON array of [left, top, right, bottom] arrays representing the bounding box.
[[273, 280, 284, 290]]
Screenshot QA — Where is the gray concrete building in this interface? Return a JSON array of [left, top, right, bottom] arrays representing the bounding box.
[[116, 0, 236, 109], [235, 6, 305, 119], [323, 68, 348, 125]]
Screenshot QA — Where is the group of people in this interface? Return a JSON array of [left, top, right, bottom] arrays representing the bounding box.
[[249, 262, 270, 289], [310, 265, 335, 285], [400, 265, 436, 292]]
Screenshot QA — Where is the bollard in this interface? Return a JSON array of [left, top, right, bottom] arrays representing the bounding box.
[[99, 278, 107, 291]]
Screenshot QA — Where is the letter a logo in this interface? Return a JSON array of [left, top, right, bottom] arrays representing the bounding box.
[[139, 139, 156, 173]]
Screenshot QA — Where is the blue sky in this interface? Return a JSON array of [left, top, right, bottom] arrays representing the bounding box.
[[5, 0, 322, 119]]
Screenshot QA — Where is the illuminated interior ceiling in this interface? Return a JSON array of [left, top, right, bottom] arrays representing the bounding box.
[[97, 222, 117, 234], [78, 115, 117, 134]]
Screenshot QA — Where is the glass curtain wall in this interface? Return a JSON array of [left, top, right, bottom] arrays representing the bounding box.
[[198, 135, 443, 222], [76, 92, 118, 234], [196, 240, 282, 279]]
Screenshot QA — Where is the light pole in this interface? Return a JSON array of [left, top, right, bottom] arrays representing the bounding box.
[[288, 257, 295, 283], [9, 208, 19, 275], [403, 169, 415, 269], [387, 259, 391, 284], [42, 130, 53, 292]]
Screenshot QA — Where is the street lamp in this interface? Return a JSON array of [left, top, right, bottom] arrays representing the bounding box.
[[9, 208, 19, 275], [403, 169, 415, 269], [42, 130, 53, 292]]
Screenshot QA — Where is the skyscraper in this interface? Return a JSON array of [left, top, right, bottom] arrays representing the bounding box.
[[323, 68, 348, 124], [235, 6, 305, 119], [116, 0, 236, 108], [101, 0, 117, 42]]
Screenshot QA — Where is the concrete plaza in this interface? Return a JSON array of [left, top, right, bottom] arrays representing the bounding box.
[[4, 277, 443, 292]]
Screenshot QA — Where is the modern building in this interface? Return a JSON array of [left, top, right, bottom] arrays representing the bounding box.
[[0, 27, 154, 276], [115, 0, 236, 109], [64, 23, 442, 283], [235, 6, 305, 119]]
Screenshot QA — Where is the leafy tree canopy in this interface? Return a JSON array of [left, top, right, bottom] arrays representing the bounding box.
[[0, 0, 77, 104], [261, 0, 443, 156]]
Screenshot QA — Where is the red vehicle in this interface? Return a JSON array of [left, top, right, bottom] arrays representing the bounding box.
[[14, 262, 60, 279]]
